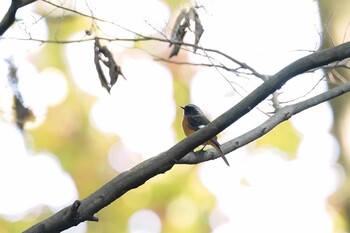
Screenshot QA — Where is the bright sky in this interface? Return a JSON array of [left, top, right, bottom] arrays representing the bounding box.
[[0, 0, 342, 233]]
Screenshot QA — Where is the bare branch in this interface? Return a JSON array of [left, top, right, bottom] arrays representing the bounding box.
[[201, 47, 269, 81], [179, 80, 350, 164], [1, 0, 265, 82], [155, 56, 243, 73], [3, 34, 269, 82], [24, 41, 350, 233], [0, 0, 37, 36]]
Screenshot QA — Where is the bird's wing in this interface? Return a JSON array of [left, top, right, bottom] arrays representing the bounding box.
[[187, 114, 210, 130]]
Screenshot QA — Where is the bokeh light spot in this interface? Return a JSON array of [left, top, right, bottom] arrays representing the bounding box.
[[128, 209, 161, 233], [166, 197, 198, 229]]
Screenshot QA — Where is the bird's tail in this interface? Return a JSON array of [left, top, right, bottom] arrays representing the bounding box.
[[209, 140, 230, 166]]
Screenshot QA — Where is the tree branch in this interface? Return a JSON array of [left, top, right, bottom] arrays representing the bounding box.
[[23, 41, 350, 233], [0, 0, 37, 36], [179, 80, 350, 164]]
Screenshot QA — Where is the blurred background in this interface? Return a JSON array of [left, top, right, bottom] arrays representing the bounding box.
[[0, 0, 350, 232]]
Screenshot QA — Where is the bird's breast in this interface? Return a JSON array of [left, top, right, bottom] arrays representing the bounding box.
[[182, 116, 196, 136]]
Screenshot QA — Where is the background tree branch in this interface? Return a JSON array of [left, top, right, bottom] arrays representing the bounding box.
[[0, 0, 37, 36], [24, 41, 350, 233]]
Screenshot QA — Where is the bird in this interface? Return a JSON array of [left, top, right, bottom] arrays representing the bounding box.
[[181, 104, 230, 166]]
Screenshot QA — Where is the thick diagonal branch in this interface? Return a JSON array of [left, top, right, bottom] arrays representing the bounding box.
[[24, 42, 350, 233]]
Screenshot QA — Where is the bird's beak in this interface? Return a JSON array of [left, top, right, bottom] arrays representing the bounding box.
[[180, 106, 185, 109]]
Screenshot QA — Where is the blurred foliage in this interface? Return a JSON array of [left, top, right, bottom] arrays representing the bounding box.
[[318, 0, 350, 232], [255, 121, 301, 158], [163, 0, 190, 10]]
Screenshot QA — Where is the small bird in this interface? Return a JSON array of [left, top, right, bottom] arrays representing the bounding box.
[[181, 104, 230, 166]]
